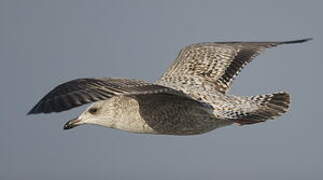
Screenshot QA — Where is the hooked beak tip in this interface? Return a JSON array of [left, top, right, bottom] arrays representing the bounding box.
[[63, 118, 82, 130]]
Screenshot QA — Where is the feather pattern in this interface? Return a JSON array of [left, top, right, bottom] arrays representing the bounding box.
[[159, 38, 312, 93], [28, 78, 187, 114]]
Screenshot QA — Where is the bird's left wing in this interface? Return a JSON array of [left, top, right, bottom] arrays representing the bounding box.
[[28, 78, 186, 114], [159, 39, 312, 93]]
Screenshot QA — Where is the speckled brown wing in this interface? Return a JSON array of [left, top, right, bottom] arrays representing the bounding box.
[[159, 39, 312, 93], [28, 78, 186, 114]]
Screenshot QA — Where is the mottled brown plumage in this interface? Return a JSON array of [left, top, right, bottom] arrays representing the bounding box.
[[28, 38, 311, 135]]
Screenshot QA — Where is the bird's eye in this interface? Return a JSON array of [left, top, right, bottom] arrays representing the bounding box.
[[89, 107, 98, 114]]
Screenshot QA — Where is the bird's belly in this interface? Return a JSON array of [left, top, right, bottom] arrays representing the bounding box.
[[140, 111, 231, 135], [111, 109, 229, 135], [157, 118, 232, 135], [112, 112, 231, 135]]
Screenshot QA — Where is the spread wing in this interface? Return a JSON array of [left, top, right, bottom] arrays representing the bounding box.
[[159, 38, 312, 93], [28, 78, 186, 114]]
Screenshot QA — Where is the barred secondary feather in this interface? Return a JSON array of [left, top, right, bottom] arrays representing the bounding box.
[[28, 38, 311, 135]]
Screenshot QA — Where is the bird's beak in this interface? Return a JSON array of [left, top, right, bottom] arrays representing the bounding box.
[[64, 117, 82, 130]]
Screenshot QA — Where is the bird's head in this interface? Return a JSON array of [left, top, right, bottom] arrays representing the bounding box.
[[63, 100, 117, 130]]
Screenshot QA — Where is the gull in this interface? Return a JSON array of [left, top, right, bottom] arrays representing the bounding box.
[[28, 38, 311, 135]]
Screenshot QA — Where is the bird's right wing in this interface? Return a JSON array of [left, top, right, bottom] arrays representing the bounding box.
[[28, 78, 187, 114], [159, 39, 312, 93]]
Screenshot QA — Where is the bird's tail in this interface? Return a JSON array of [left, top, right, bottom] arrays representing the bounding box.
[[232, 92, 290, 125]]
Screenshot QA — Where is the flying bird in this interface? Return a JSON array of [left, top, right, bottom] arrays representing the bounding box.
[[28, 38, 311, 135]]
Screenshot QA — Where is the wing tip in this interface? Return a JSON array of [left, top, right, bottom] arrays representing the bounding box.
[[27, 112, 36, 115], [279, 38, 313, 45], [27, 105, 40, 115]]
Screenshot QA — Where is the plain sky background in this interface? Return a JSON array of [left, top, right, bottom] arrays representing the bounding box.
[[0, 0, 322, 179]]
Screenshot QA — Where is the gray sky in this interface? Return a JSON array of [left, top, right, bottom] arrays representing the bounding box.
[[0, 0, 322, 179]]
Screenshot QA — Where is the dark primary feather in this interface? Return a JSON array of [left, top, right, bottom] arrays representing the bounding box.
[[28, 78, 185, 114], [160, 38, 312, 93]]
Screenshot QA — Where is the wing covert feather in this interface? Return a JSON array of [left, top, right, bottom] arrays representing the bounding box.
[[28, 78, 184, 114], [159, 38, 312, 93]]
